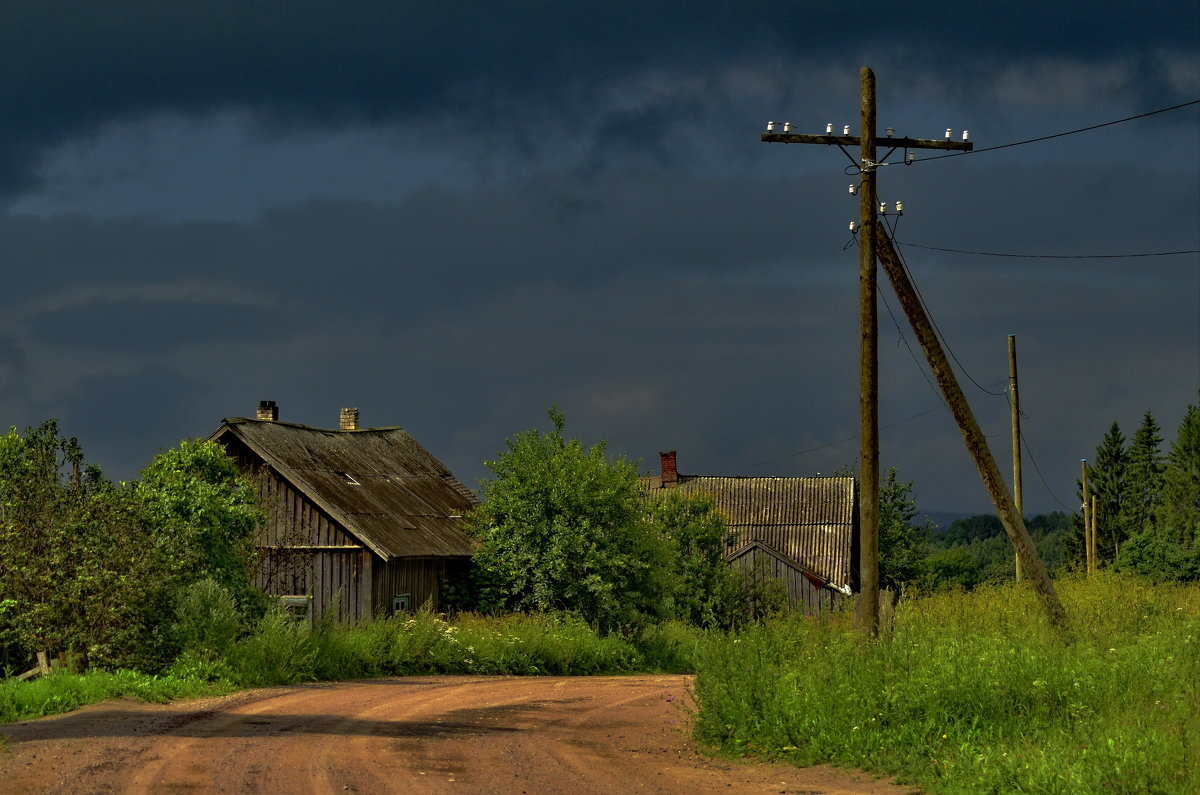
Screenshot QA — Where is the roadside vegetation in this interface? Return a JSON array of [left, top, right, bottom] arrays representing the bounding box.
[[693, 573, 1200, 793]]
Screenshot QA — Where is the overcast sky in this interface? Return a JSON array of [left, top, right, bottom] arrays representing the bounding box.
[[2, 2, 1198, 517]]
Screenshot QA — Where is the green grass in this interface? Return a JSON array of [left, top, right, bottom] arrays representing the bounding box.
[[0, 668, 228, 724], [692, 572, 1200, 793], [2, 610, 704, 725], [236, 609, 695, 686]]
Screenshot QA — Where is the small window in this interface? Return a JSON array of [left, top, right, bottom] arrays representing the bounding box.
[[278, 595, 314, 628], [392, 594, 412, 615]]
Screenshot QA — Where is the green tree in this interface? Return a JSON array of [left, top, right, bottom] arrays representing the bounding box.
[[0, 426, 264, 671], [877, 468, 929, 590], [1159, 399, 1200, 546], [1121, 411, 1165, 535], [135, 439, 263, 612], [1071, 422, 1127, 566], [920, 546, 983, 592], [646, 491, 741, 629], [0, 422, 160, 668], [469, 408, 673, 633]]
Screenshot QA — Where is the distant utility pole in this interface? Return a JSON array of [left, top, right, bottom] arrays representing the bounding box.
[[1081, 460, 1093, 574], [762, 67, 970, 636], [1009, 335, 1023, 581]]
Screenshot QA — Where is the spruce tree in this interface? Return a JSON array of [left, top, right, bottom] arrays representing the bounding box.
[[1160, 400, 1200, 547], [1072, 422, 1127, 566], [1121, 411, 1165, 535]]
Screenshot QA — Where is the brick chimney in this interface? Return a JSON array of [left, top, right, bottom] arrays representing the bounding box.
[[256, 400, 278, 421], [659, 450, 678, 486], [339, 407, 360, 431]]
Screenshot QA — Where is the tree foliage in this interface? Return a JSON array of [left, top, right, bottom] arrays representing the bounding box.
[[469, 408, 673, 633], [1159, 399, 1200, 546], [877, 468, 929, 590], [646, 491, 743, 629], [1121, 411, 1165, 535], [0, 423, 262, 671]]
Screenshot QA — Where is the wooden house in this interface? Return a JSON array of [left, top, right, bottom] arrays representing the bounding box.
[[209, 402, 477, 624], [644, 451, 857, 615]]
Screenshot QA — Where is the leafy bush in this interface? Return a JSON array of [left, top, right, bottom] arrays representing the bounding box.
[[227, 610, 316, 687], [173, 578, 242, 657], [469, 408, 674, 633]]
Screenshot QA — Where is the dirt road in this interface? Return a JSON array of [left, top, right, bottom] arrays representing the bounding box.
[[1, 675, 912, 794]]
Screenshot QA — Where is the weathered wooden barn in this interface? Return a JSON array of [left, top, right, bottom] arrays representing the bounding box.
[[644, 451, 858, 615], [209, 402, 477, 624]]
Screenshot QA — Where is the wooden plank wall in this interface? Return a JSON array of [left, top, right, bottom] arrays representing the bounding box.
[[372, 558, 446, 614], [251, 469, 370, 624], [728, 548, 842, 616]]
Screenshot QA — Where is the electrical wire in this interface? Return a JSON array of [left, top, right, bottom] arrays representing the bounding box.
[[886, 229, 1006, 396], [897, 241, 1200, 260], [879, 284, 947, 409], [1020, 433, 1073, 512], [911, 98, 1200, 163]]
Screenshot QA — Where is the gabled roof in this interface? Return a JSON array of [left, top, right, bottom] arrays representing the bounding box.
[[210, 418, 477, 560], [726, 540, 836, 591], [644, 474, 856, 586]]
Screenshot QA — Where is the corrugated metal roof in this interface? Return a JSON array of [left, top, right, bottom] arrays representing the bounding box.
[[644, 474, 857, 586], [211, 418, 478, 560]]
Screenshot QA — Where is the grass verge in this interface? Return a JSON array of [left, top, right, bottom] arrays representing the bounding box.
[[3, 611, 703, 725], [692, 572, 1200, 793]]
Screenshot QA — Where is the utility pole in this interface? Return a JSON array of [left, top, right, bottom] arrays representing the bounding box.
[[875, 231, 1071, 636], [1081, 460, 1092, 574], [1091, 495, 1099, 571], [1009, 335, 1023, 581], [762, 67, 971, 636], [858, 69, 880, 636]]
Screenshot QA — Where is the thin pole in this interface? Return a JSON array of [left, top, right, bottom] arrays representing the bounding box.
[[1091, 495, 1099, 570], [1081, 460, 1092, 574], [875, 229, 1070, 636], [1009, 335, 1023, 581], [857, 66, 880, 637]]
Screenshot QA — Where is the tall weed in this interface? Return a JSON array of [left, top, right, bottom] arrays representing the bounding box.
[[693, 572, 1200, 793]]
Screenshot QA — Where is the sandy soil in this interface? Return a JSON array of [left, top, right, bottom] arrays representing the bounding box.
[[0, 675, 915, 794]]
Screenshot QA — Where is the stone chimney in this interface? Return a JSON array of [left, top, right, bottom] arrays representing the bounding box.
[[339, 407, 360, 431], [659, 450, 678, 486], [256, 400, 278, 421]]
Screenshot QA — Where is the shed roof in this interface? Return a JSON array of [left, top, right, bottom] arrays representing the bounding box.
[[644, 474, 856, 587], [210, 418, 477, 560]]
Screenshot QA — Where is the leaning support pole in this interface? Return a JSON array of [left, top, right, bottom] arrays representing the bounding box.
[[874, 228, 1071, 636]]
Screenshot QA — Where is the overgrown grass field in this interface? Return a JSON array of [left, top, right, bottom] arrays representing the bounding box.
[[2, 611, 700, 725], [693, 572, 1200, 793]]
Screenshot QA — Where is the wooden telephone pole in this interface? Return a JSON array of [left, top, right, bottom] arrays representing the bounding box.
[[1009, 335, 1023, 581], [762, 67, 970, 635], [764, 68, 1070, 637]]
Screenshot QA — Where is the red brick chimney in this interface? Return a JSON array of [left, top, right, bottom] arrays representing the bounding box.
[[659, 450, 678, 486], [256, 400, 278, 421], [339, 407, 359, 431]]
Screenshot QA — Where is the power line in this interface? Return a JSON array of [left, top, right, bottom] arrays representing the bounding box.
[[879, 284, 947, 410], [911, 99, 1200, 163], [1021, 433, 1073, 513], [889, 233, 1005, 396], [898, 241, 1200, 260]]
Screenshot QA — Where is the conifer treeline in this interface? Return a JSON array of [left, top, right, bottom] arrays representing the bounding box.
[[1075, 397, 1200, 581]]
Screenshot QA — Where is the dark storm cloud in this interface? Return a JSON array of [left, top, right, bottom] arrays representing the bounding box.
[[3, 2, 1196, 193]]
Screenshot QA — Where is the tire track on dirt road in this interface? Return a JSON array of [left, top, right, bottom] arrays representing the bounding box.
[[1, 675, 915, 794]]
